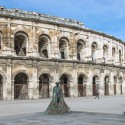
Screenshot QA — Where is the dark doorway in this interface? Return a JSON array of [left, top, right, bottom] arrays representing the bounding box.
[[14, 73, 28, 99], [121, 84, 122, 94], [92, 75, 99, 96], [114, 77, 117, 95], [78, 74, 86, 97], [60, 74, 70, 97], [104, 76, 109, 95], [92, 76, 96, 96], [39, 74, 49, 99]]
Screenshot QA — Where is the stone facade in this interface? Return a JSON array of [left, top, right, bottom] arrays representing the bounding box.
[[0, 7, 125, 100]]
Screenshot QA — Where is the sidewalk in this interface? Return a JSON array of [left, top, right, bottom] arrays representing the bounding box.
[[0, 96, 125, 125]]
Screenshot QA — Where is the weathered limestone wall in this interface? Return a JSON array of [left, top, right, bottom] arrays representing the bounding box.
[[0, 8, 125, 100]]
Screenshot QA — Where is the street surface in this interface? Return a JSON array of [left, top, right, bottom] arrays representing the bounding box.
[[0, 95, 125, 125]]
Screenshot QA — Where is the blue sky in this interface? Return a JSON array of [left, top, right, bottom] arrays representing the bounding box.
[[0, 0, 125, 41]]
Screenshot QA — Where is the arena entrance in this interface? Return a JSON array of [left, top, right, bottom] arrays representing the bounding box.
[[92, 75, 99, 96], [104, 76, 109, 95], [39, 73, 49, 99], [0, 75, 3, 100], [60, 74, 70, 97], [78, 74, 87, 97], [114, 76, 117, 95], [14, 73, 28, 99]]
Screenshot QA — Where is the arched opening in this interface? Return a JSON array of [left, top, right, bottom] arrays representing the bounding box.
[[38, 35, 50, 58], [77, 40, 85, 60], [119, 50, 122, 63], [92, 75, 99, 96], [39, 73, 50, 98], [0, 75, 3, 100], [14, 32, 27, 56], [103, 45, 108, 61], [14, 73, 28, 99], [118, 77, 123, 94], [60, 74, 70, 97], [59, 37, 68, 59], [91, 42, 97, 61], [104, 76, 109, 95], [112, 47, 115, 60], [114, 76, 117, 95], [78, 74, 87, 97]]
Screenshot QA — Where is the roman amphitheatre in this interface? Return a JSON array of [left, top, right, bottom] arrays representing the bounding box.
[[0, 7, 124, 100]]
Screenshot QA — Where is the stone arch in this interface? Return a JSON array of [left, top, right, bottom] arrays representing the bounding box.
[[59, 73, 72, 97], [12, 70, 29, 80], [58, 34, 70, 43], [14, 31, 29, 56], [38, 70, 54, 81], [104, 75, 110, 96], [0, 71, 6, 79], [38, 34, 51, 58], [75, 36, 88, 43], [59, 37, 69, 59], [36, 31, 51, 40], [92, 74, 100, 96], [91, 42, 98, 61], [77, 39, 86, 60], [77, 74, 88, 97], [14, 72, 29, 99], [12, 28, 31, 39]]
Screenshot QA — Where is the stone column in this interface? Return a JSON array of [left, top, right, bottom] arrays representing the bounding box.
[[28, 80, 33, 99], [32, 22, 38, 57], [49, 62, 60, 98], [100, 73, 104, 96], [32, 60, 39, 99], [110, 72, 114, 95], [53, 26, 59, 59], [84, 36, 92, 61], [49, 40, 54, 58], [86, 71, 93, 96], [108, 41, 113, 63], [6, 59, 12, 100], [69, 33, 75, 60], [122, 80, 125, 94], [3, 18, 13, 56], [70, 64, 78, 97], [11, 80, 14, 100], [49, 80, 54, 98]]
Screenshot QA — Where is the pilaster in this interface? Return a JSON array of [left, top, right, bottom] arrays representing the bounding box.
[[6, 59, 12, 100]]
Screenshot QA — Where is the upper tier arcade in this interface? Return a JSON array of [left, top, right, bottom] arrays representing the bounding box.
[[0, 7, 125, 67]]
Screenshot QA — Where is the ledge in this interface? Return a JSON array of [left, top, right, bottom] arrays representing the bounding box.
[[0, 55, 125, 69]]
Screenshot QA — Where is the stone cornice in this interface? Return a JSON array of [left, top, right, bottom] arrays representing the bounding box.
[[0, 7, 83, 28], [0, 56, 125, 70]]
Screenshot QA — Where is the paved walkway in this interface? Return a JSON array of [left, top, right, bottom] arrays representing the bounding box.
[[0, 95, 125, 125]]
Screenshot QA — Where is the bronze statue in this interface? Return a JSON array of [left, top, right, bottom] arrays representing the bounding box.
[[45, 82, 70, 114]]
